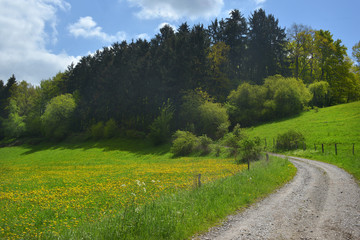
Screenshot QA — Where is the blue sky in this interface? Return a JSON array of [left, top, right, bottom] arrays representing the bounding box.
[[1, 0, 359, 85]]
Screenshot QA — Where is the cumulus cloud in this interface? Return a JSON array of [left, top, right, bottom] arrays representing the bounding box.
[[0, 0, 78, 85], [126, 0, 224, 20], [136, 33, 151, 40], [157, 22, 177, 32], [68, 16, 127, 43]]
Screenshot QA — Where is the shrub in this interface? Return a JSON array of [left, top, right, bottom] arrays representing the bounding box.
[[197, 135, 213, 155], [171, 131, 198, 157], [198, 101, 230, 140], [149, 101, 174, 145], [41, 94, 76, 140], [222, 124, 245, 159], [239, 137, 262, 167], [2, 100, 26, 138], [276, 130, 305, 151], [90, 122, 104, 139], [104, 119, 119, 138]]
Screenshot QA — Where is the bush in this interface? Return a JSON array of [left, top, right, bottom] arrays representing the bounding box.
[[41, 94, 76, 140], [171, 131, 198, 157], [149, 101, 174, 145], [198, 101, 230, 140], [104, 119, 119, 138], [222, 124, 245, 158], [239, 137, 262, 166], [90, 122, 104, 139], [276, 130, 305, 151], [197, 135, 213, 155]]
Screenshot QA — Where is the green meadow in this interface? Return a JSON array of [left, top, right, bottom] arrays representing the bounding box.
[[0, 138, 295, 239], [247, 101, 360, 180]]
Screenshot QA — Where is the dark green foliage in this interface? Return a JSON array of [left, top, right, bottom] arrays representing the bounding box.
[[276, 130, 305, 151], [2, 100, 26, 138], [308, 81, 329, 107], [104, 119, 120, 139], [90, 122, 104, 139], [149, 101, 174, 145], [170, 131, 198, 156]]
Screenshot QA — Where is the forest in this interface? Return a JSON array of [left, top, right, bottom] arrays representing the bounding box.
[[1, 8, 360, 142]]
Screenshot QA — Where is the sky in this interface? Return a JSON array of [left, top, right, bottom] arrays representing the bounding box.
[[1, 0, 359, 86]]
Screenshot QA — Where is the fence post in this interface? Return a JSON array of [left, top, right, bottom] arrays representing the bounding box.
[[335, 143, 337, 155], [265, 138, 267, 148], [266, 153, 269, 161], [303, 142, 306, 150], [322, 144, 324, 153]]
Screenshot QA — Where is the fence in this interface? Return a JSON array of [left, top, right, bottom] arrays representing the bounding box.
[[263, 138, 356, 155]]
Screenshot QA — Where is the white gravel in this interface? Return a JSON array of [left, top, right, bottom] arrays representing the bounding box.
[[194, 155, 360, 240]]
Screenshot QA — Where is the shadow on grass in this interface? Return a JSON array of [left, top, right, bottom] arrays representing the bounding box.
[[19, 137, 171, 157]]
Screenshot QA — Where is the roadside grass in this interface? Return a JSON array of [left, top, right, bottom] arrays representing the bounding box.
[[59, 156, 295, 240], [0, 138, 295, 239], [247, 101, 360, 180]]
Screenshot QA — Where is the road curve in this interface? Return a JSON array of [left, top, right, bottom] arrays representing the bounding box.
[[195, 155, 360, 240]]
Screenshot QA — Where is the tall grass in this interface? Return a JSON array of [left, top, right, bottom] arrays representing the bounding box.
[[59, 157, 295, 240]]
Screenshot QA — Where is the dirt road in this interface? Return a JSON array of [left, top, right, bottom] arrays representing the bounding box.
[[195, 155, 360, 240]]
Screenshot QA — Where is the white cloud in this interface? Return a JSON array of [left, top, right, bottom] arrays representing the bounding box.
[[126, 0, 224, 20], [157, 22, 177, 32], [0, 0, 78, 85], [68, 16, 127, 43], [136, 33, 151, 40]]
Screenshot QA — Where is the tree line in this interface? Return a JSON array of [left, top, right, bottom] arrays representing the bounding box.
[[1, 9, 360, 142]]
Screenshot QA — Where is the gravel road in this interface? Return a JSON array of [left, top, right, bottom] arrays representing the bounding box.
[[195, 155, 360, 240]]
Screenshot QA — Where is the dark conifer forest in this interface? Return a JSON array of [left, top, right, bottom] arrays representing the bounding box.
[[1, 9, 360, 141]]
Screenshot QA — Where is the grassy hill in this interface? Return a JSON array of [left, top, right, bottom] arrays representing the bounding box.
[[247, 101, 360, 180]]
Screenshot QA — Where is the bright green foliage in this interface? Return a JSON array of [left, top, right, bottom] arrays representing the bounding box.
[[308, 81, 329, 107], [239, 137, 262, 167], [149, 101, 174, 145], [197, 134, 213, 155], [353, 41, 360, 69], [90, 121, 105, 139], [276, 130, 305, 151], [264, 75, 312, 118], [2, 99, 26, 138], [198, 101, 230, 139], [170, 130, 198, 156], [227, 83, 266, 126], [41, 94, 76, 139], [104, 119, 119, 138], [222, 124, 245, 158]]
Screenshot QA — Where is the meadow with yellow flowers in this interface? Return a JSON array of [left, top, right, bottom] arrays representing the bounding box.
[[0, 138, 295, 239]]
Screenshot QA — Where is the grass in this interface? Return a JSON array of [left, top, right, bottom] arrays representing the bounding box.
[[247, 101, 360, 180], [0, 138, 295, 239]]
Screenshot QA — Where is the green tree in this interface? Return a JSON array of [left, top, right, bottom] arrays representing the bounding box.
[[149, 101, 174, 145], [2, 99, 26, 138], [247, 9, 288, 84], [264, 75, 312, 118], [226, 83, 266, 126], [198, 101, 230, 140], [308, 81, 329, 107], [41, 94, 76, 139]]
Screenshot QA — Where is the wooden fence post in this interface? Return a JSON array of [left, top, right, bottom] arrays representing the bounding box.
[[322, 144, 324, 153], [303, 142, 306, 150], [266, 153, 269, 161], [335, 143, 337, 155], [197, 174, 201, 187]]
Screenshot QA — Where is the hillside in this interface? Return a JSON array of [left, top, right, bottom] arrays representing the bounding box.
[[247, 101, 360, 179]]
